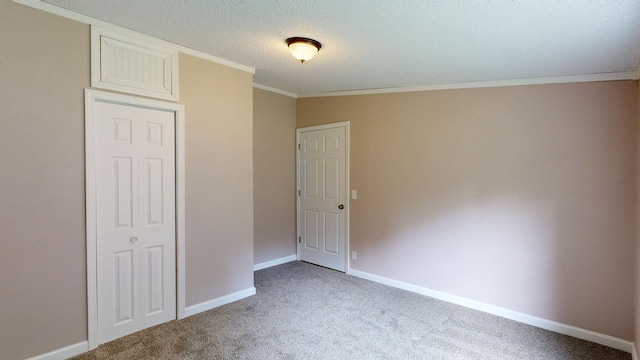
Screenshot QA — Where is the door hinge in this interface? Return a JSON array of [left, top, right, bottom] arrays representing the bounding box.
[[297, 144, 301, 150], [298, 236, 301, 243], [298, 190, 301, 196]]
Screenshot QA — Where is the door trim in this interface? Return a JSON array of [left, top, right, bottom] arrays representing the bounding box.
[[296, 121, 350, 273], [84, 89, 186, 350]]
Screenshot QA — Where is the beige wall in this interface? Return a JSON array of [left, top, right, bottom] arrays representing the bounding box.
[[297, 81, 638, 340], [180, 54, 254, 305], [0, 3, 254, 359], [635, 82, 640, 349], [0, 2, 90, 359], [253, 88, 297, 265]]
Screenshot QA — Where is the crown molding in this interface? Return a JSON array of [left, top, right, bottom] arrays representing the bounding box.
[[299, 71, 639, 98], [253, 83, 298, 99], [11, 0, 255, 75]]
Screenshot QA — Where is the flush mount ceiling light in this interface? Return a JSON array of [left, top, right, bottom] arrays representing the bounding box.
[[286, 37, 322, 63]]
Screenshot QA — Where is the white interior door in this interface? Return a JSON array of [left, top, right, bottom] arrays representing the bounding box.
[[298, 124, 348, 272], [94, 101, 176, 344]]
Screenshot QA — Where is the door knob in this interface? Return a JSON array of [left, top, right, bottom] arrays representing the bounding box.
[[338, 204, 344, 209], [130, 236, 138, 243]]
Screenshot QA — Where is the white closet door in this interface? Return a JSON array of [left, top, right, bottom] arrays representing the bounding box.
[[95, 101, 176, 344]]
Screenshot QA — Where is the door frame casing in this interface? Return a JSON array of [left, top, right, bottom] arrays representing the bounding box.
[[296, 121, 350, 273], [84, 89, 186, 350]]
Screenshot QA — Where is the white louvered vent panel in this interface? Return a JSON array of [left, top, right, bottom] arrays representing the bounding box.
[[91, 26, 179, 101]]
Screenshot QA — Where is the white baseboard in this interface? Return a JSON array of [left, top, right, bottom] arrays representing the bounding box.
[[349, 268, 634, 354], [254, 255, 297, 271], [184, 287, 256, 317], [27, 341, 89, 360], [632, 343, 638, 360]]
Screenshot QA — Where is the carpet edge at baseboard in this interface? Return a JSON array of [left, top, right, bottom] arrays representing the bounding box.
[[254, 255, 297, 272], [26, 341, 89, 360], [27, 286, 258, 360], [184, 287, 257, 317], [348, 268, 634, 354]]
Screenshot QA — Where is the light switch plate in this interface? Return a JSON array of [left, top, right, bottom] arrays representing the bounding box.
[[351, 190, 357, 199]]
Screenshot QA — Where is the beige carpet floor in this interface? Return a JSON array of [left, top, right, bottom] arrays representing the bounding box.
[[71, 261, 630, 359]]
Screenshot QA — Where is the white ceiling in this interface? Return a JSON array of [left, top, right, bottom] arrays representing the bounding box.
[[41, 0, 640, 96]]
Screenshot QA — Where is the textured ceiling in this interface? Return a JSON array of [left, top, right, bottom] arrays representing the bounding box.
[[42, 0, 640, 96]]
